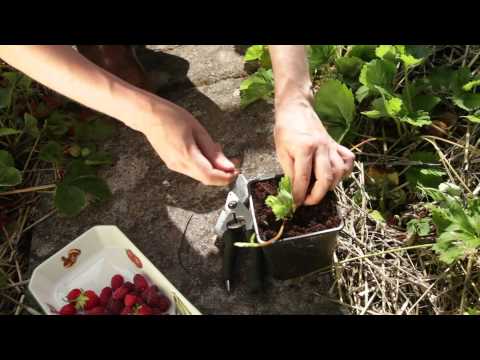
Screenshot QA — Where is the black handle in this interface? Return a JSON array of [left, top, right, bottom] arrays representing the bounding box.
[[247, 247, 264, 293], [222, 218, 246, 292]]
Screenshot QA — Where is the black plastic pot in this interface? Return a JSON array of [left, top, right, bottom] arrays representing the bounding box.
[[248, 174, 343, 280]]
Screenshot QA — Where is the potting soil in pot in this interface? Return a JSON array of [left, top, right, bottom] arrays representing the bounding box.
[[252, 178, 341, 241]]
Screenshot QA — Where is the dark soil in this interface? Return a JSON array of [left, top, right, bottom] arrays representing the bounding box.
[[252, 178, 341, 241]]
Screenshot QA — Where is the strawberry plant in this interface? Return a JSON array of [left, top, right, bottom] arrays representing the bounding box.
[[0, 62, 116, 314], [421, 183, 480, 264]]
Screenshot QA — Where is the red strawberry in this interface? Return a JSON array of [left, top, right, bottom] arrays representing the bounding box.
[[150, 294, 171, 313], [86, 306, 106, 315], [107, 298, 124, 315], [121, 306, 133, 315], [133, 274, 148, 292], [111, 274, 124, 290], [82, 290, 100, 310], [66, 288, 82, 303], [124, 294, 138, 307], [136, 304, 152, 315], [112, 285, 129, 300], [99, 287, 112, 306], [59, 304, 77, 315], [152, 307, 167, 315], [124, 281, 134, 292]]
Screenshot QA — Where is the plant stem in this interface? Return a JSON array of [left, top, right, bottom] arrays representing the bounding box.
[[0, 184, 56, 196], [235, 221, 286, 248], [460, 253, 475, 314]]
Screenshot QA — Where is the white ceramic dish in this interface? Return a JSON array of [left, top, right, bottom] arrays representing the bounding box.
[[28, 225, 201, 315]]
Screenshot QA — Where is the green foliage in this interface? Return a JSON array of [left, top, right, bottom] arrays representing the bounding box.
[[314, 79, 356, 142], [244, 45, 271, 69], [265, 176, 295, 221], [307, 45, 336, 73], [406, 218, 431, 237], [0, 65, 115, 217], [421, 183, 480, 264], [239, 68, 274, 108], [405, 151, 446, 190]]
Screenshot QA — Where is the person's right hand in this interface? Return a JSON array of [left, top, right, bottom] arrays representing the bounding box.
[[138, 99, 238, 186]]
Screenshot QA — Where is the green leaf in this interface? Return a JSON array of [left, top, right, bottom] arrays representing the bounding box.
[[24, 113, 40, 138], [0, 163, 22, 186], [407, 218, 431, 237], [452, 93, 480, 111], [88, 118, 115, 141], [369, 210, 386, 223], [314, 79, 355, 142], [244, 45, 271, 68], [244, 45, 265, 61], [0, 128, 21, 137], [240, 68, 274, 108], [335, 56, 364, 78], [308, 45, 336, 71], [430, 206, 453, 234], [409, 151, 440, 164], [69, 175, 111, 202], [462, 79, 480, 92], [85, 151, 113, 166], [63, 160, 96, 183], [407, 167, 445, 190], [462, 115, 480, 123], [0, 76, 16, 109], [359, 59, 396, 93], [429, 66, 456, 92], [265, 176, 294, 221], [39, 141, 63, 164], [355, 85, 371, 103], [45, 112, 71, 138], [384, 97, 404, 117], [375, 45, 397, 62], [349, 45, 378, 61], [278, 175, 292, 194], [412, 95, 441, 113], [0, 150, 15, 167], [399, 110, 432, 127], [54, 183, 86, 216]]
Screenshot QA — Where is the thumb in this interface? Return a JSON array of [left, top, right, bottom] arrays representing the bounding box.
[[194, 127, 236, 172]]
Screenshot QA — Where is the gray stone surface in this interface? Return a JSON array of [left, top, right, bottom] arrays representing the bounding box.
[[28, 46, 344, 315]]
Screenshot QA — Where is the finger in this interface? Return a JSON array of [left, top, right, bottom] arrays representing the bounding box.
[[292, 151, 313, 206], [337, 144, 355, 176], [188, 143, 236, 186], [329, 146, 345, 190], [194, 128, 236, 173], [304, 148, 333, 206], [277, 149, 294, 181]]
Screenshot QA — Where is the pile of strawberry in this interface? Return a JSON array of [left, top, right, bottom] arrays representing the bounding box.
[[58, 273, 171, 315]]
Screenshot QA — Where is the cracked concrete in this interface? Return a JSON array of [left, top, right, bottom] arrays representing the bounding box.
[[28, 45, 344, 315]]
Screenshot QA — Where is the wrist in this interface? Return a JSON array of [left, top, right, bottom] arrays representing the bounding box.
[[111, 83, 173, 134], [274, 78, 314, 110]]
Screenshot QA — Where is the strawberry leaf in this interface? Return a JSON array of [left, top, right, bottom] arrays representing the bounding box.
[[265, 176, 294, 221], [239, 68, 274, 108], [349, 45, 378, 61], [335, 56, 364, 79], [69, 175, 111, 202], [308, 45, 336, 72], [39, 141, 63, 164], [407, 218, 431, 237], [24, 113, 40, 138], [54, 183, 86, 216], [359, 59, 396, 94], [314, 79, 356, 142]]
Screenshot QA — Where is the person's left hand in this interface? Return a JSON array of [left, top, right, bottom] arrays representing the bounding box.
[[274, 96, 355, 206]]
